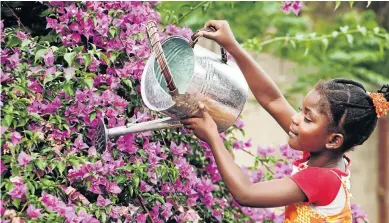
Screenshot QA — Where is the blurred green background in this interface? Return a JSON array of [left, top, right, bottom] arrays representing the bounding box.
[[157, 1, 389, 102]]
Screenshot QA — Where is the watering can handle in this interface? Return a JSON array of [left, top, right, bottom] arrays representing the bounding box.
[[189, 26, 228, 64], [145, 21, 178, 96]]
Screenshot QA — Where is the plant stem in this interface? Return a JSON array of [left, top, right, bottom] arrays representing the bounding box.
[[4, 2, 29, 32], [175, 2, 208, 25], [137, 194, 154, 223], [240, 148, 274, 174], [259, 29, 384, 47]]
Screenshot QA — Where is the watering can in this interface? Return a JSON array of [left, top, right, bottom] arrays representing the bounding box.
[[93, 21, 248, 151]]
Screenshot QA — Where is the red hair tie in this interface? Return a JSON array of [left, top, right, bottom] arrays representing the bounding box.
[[368, 92, 389, 118]]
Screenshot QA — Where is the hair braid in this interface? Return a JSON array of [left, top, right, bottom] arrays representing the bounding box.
[[315, 78, 384, 151]]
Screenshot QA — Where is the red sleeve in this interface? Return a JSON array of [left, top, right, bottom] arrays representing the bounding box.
[[302, 152, 310, 160], [290, 168, 342, 206]]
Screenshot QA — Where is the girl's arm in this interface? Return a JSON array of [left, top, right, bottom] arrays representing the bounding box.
[[200, 20, 297, 133], [181, 104, 307, 208]]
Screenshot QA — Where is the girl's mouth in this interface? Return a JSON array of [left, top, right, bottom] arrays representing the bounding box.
[[288, 131, 297, 137]]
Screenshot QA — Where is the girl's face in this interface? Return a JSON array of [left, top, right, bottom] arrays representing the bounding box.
[[288, 90, 332, 152]]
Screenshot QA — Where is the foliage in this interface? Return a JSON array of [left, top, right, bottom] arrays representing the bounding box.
[[245, 9, 389, 102], [160, 2, 388, 104], [159, 1, 308, 43], [0, 1, 370, 223]]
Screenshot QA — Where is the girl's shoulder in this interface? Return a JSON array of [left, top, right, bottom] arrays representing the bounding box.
[[289, 153, 351, 206]]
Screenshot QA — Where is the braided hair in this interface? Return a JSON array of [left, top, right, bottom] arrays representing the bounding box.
[[315, 79, 389, 151]]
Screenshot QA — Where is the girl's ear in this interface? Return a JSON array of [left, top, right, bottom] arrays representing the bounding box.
[[326, 133, 344, 150]]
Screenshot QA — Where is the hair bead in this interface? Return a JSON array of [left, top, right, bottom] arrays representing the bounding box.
[[368, 92, 389, 118]]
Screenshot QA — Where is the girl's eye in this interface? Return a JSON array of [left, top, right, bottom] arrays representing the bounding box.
[[304, 117, 312, 123]]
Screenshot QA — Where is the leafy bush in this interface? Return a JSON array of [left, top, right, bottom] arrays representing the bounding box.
[[1, 2, 368, 223]]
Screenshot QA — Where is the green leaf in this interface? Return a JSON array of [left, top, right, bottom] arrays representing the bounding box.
[[101, 212, 107, 223], [69, 158, 80, 169], [132, 175, 140, 188], [349, 1, 354, 8], [83, 54, 91, 68], [340, 26, 349, 34], [74, 46, 84, 53], [334, 1, 341, 10], [89, 111, 97, 122], [6, 36, 22, 48], [109, 52, 120, 64], [35, 159, 47, 170], [12, 199, 21, 209], [128, 185, 133, 197], [303, 47, 309, 56], [373, 27, 380, 34], [358, 26, 367, 36], [346, 34, 354, 45], [109, 26, 117, 38], [64, 81, 74, 96], [57, 161, 66, 175], [290, 40, 296, 49], [30, 113, 43, 121], [21, 39, 31, 48], [41, 178, 53, 186], [44, 74, 55, 85], [98, 53, 110, 67], [40, 8, 53, 17], [64, 52, 76, 67], [84, 77, 94, 90], [321, 38, 329, 51], [35, 49, 48, 63], [27, 181, 35, 195], [2, 114, 13, 127]]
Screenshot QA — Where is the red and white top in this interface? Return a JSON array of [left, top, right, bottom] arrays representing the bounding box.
[[285, 152, 353, 222]]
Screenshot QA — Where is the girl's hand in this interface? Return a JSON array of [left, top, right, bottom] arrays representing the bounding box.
[[181, 103, 218, 143], [199, 20, 239, 52]]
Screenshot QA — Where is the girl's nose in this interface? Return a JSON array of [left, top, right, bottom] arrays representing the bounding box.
[[291, 113, 299, 125]]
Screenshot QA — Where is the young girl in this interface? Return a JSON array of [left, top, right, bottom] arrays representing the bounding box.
[[181, 20, 389, 222]]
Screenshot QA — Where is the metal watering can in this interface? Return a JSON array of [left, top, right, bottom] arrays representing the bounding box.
[[94, 21, 248, 151]]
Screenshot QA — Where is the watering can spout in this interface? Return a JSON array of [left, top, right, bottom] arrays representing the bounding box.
[[93, 117, 182, 152]]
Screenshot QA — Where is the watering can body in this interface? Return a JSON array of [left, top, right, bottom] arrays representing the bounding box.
[[141, 35, 248, 132], [93, 25, 248, 152]]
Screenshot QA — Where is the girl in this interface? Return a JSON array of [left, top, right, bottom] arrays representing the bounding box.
[[181, 20, 389, 222]]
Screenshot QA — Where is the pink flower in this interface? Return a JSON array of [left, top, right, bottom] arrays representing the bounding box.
[[170, 142, 187, 156], [17, 151, 35, 167], [73, 134, 88, 151], [280, 1, 292, 14], [28, 79, 43, 93], [16, 31, 28, 40], [281, 1, 303, 15], [257, 146, 276, 157], [0, 127, 7, 136], [107, 181, 122, 194], [96, 195, 112, 207], [292, 1, 303, 16], [136, 213, 148, 223], [8, 183, 27, 199], [45, 66, 56, 76], [26, 204, 42, 219], [234, 118, 245, 129], [11, 131, 22, 145], [10, 176, 24, 186], [43, 49, 55, 67], [274, 162, 293, 179], [0, 160, 7, 175], [64, 67, 75, 80]]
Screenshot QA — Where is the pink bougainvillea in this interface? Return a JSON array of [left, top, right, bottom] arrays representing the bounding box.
[[0, 2, 367, 223]]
